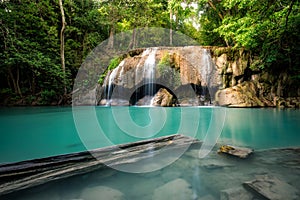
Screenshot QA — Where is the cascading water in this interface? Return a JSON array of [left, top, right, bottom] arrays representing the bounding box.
[[200, 49, 213, 105], [106, 60, 125, 106], [142, 48, 157, 106], [201, 49, 212, 83], [101, 46, 218, 106]]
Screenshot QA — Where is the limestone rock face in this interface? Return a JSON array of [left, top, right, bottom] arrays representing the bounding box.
[[97, 46, 299, 107], [151, 88, 175, 107], [152, 178, 193, 200], [99, 46, 220, 106], [80, 186, 124, 200], [216, 81, 267, 107]]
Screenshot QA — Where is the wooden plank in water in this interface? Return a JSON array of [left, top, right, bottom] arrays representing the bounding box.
[[0, 134, 199, 196]]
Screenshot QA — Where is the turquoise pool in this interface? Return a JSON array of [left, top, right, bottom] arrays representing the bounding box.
[[0, 107, 299, 200], [0, 107, 299, 163]]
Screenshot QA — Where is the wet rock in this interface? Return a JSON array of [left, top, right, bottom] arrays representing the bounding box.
[[200, 159, 234, 169], [80, 186, 124, 200], [131, 176, 163, 200], [151, 88, 175, 107], [243, 175, 299, 200], [21, 191, 61, 200], [161, 170, 182, 182], [218, 145, 253, 158], [198, 194, 216, 200], [152, 178, 193, 200], [220, 187, 254, 200], [99, 47, 218, 106], [185, 149, 200, 159], [275, 97, 300, 109], [216, 82, 265, 107]]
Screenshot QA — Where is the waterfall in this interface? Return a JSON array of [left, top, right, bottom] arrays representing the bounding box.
[[200, 49, 213, 105], [106, 60, 125, 106], [201, 49, 213, 85], [101, 46, 217, 106], [150, 96, 155, 106], [142, 48, 157, 105]]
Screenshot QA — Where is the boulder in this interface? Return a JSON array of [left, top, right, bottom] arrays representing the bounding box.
[[243, 175, 299, 200], [218, 145, 253, 158], [151, 88, 175, 107], [220, 187, 254, 200], [198, 194, 217, 200], [80, 186, 124, 200], [152, 178, 193, 200], [216, 81, 265, 107]]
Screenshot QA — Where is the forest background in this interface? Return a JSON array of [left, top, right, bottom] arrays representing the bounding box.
[[0, 0, 299, 105]]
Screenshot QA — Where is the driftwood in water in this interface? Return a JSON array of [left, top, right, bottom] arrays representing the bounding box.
[[0, 134, 199, 196], [218, 145, 253, 158]]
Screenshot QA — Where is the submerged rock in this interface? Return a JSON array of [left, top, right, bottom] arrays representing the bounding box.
[[198, 194, 217, 200], [243, 175, 299, 200], [220, 187, 254, 200], [201, 159, 234, 169], [152, 178, 193, 200], [80, 186, 124, 200], [218, 145, 253, 158]]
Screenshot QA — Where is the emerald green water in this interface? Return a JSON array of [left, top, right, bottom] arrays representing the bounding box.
[[0, 107, 299, 163]]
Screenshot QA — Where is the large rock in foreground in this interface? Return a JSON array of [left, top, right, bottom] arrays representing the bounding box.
[[243, 175, 299, 200], [80, 186, 125, 200], [220, 187, 254, 200], [152, 178, 193, 200], [216, 81, 268, 107]]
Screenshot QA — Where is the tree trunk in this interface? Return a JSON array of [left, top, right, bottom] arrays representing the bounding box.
[[207, 0, 224, 20], [285, 0, 295, 28], [128, 28, 137, 49], [16, 67, 22, 97], [8, 68, 22, 97], [169, 6, 173, 46], [59, 0, 67, 95], [108, 26, 114, 49]]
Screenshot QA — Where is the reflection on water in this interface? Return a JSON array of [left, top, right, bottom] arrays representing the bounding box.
[[220, 108, 300, 149], [0, 107, 299, 163]]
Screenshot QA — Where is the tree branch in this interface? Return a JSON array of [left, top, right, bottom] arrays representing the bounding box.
[[285, 0, 295, 29], [207, 0, 223, 20], [59, 0, 67, 95]]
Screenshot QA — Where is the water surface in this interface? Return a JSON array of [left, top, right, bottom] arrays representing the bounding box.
[[0, 107, 299, 163]]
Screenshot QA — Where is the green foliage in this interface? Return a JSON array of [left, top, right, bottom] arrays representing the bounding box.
[[108, 57, 122, 70], [0, 0, 106, 105], [158, 53, 171, 74], [1, 0, 298, 105], [98, 57, 122, 85], [158, 53, 181, 87], [197, 0, 300, 75], [41, 90, 57, 105]]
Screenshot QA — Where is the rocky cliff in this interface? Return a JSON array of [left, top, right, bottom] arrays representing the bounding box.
[[98, 46, 299, 108], [210, 47, 300, 108], [98, 46, 220, 106]]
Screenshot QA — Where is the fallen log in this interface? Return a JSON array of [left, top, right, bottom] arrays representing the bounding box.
[[0, 134, 199, 196]]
